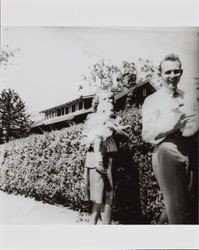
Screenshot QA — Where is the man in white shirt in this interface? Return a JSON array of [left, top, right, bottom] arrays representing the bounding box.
[[142, 54, 198, 224]]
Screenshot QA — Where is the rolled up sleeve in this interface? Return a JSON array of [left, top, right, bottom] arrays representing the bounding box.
[[142, 96, 160, 144]]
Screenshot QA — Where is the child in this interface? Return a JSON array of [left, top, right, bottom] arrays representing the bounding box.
[[82, 91, 128, 224]]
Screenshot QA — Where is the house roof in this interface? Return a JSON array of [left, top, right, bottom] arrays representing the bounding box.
[[32, 80, 158, 129], [40, 80, 157, 114], [32, 107, 93, 127], [39, 94, 95, 114], [113, 79, 158, 99], [114, 88, 129, 100], [132, 79, 158, 91]]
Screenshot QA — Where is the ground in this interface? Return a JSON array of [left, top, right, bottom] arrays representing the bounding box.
[[0, 190, 90, 224]]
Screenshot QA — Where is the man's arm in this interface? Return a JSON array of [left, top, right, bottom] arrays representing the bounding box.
[[155, 114, 186, 140], [142, 95, 186, 144], [142, 96, 162, 144]]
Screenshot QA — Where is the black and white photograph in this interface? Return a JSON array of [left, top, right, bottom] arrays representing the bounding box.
[[0, 0, 199, 249], [0, 26, 198, 225]]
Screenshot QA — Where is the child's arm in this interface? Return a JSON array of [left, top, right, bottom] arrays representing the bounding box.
[[106, 119, 130, 136]]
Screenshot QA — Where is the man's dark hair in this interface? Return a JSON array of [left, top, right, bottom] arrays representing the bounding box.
[[159, 54, 182, 73]]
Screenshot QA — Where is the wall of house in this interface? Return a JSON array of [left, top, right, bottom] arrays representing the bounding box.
[[44, 100, 86, 120]]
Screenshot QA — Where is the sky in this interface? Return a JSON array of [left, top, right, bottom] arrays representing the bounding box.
[[1, 27, 199, 117]]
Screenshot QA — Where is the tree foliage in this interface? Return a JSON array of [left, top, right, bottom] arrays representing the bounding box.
[[79, 58, 161, 94], [0, 45, 20, 68], [0, 89, 32, 144], [136, 58, 162, 86], [80, 58, 121, 92]]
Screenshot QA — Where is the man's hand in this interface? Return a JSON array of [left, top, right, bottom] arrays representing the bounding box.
[[173, 114, 195, 132], [155, 113, 186, 141], [182, 113, 195, 121], [96, 163, 106, 175], [172, 114, 186, 132]]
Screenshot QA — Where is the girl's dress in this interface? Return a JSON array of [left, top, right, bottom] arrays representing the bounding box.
[[84, 136, 117, 205]]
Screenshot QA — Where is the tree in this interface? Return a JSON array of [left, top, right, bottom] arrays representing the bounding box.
[[0, 89, 32, 143], [79, 58, 161, 95], [80, 58, 122, 93], [136, 58, 162, 86], [0, 45, 20, 68]]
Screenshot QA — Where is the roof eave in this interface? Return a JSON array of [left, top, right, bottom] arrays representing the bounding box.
[[39, 94, 95, 113]]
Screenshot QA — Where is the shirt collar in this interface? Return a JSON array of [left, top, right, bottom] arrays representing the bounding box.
[[159, 86, 184, 98]]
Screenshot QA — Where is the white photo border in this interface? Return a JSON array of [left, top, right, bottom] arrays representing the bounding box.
[[1, 0, 199, 249]]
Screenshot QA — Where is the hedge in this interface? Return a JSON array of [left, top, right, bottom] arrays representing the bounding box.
[[116, 108, 163, 223], [0, 108, 164, 223], [0, 125, 87, 211]]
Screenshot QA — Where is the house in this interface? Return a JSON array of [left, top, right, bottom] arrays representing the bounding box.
[[31, 94, 94, 133], [114, 79, 158, 110], [128, 79, 158, 107], [31, 80, 158, 134]]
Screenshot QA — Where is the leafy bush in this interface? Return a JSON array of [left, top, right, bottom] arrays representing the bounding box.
[[0, 124, 88, 211], [0, 109, 164, 223], [116, 107, 163, 223]]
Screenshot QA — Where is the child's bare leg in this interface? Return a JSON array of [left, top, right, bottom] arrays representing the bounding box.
[[101, 204, 112, 225], [90, 202, 101, 224]]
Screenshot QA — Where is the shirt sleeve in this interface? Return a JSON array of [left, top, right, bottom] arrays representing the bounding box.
[[181, 96, 199, 136], [141, 93, 178, 144], [141, 95, 162, 145]]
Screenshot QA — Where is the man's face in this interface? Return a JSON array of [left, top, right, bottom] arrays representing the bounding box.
[[160, 60, 182, 91]]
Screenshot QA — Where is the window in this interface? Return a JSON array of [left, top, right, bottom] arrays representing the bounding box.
[[143, 88, 147, 97], [72, 104, 75, 112], [79, 101, 83, 110], [57, 109, 61, 116], [84, 99, 92, 109], [61, 107, 65, 115], [65, 107, 69, 114]]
